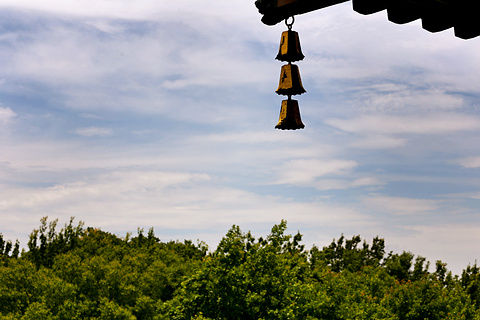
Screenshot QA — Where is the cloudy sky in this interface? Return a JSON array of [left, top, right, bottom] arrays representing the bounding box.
[[1, 0, 480, 274]]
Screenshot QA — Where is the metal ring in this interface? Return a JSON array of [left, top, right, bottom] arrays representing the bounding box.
[[285, 16, 294, 30]]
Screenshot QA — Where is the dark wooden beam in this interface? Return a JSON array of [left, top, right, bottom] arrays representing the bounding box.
[[255, 0, 349, 25], [256, 0, 480, 39], [353, 0, 479, 39]]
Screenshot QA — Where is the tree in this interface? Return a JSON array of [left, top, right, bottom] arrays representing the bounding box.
[[462, 262, 480, 308], [384, 251, 414, 281], [26, 217, 84, 268], [2, 218, 480, 319], [309, 235, 386, 273], [381, 277, 476, 320], [0, 258, 38, 315], [0, 234, 19, 261], [166, 220, 314, 320]]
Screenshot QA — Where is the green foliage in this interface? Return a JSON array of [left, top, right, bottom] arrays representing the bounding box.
[[0, 258, 37, 315], [462, 262, 480, 308], [310, 235, 386, 273], [26, 217, 84, 268], [2, 217, 207, 319], [384, 251, 414, 281], [1, 217, 480, 319], [0, 233, 20, 261], [381, 277, 476, 320], [21, 302, 53, 320], [166, 220, 314, 320]]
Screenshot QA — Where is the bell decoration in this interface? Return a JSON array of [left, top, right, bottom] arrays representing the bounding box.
[[275, 98, 305, 130], [276, 30, 305, 62], [273, 16, 306, 130], [276, 64, 306, 96]]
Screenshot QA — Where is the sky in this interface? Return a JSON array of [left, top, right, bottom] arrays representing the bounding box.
[[1, 0, 480, 275]]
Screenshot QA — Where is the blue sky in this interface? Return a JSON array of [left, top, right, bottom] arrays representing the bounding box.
[[1, 0, 480, 274]]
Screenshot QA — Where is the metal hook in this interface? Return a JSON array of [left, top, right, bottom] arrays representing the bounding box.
[[285, 16, 295, 30]]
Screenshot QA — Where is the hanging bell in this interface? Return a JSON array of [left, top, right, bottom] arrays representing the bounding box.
[[275, 98, 305, 130], [276, 64, 306, 96], [276, 30, 305, 62]]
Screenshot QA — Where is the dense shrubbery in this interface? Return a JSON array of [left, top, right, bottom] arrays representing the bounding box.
[[1, 218, 479, 319]]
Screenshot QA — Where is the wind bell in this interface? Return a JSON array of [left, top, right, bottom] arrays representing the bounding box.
[[275, 16, 305, 130]]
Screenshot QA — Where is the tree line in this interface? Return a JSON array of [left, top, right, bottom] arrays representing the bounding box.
[[1, 217, 479, 319]]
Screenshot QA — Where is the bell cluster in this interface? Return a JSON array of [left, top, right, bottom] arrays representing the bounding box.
[[274, 22, 306, 130]]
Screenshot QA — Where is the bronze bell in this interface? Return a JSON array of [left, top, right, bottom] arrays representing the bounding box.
[[276, 64, 306, 96], [276, 30, 305, 62], [275, 98, 305, 130]]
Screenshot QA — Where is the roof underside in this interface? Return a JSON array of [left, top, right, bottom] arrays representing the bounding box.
[[255, 0, 480, 39]]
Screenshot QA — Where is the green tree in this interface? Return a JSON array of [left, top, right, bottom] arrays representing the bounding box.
[[384, 251, 414, 281], [462, 263, 480, 308], [0, 233, 19, 261], [97, 298, 136, 320], [21, 302, 53, 320], [310, 235, 386, 273], [0, 258, 38, 315], [26, 217, 84, 268], [167, 221, 318, 320], [2, 218, 480, 319], [411, 255, 430, 281], [381, 277, 476, 319]]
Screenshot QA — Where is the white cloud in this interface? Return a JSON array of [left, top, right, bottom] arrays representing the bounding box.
[[0, 171, 210, 210], [359, 86, 464, 113], [468, 193, 480, 200], [363, 195, 439, 216], [350, 177, 383, 188], [0, 0, 257, 23], [0, 106, 16, 124], [458, 156, 480, 168], [327, 113, 480, 135], [274, 159, 357, 185], [0, 0, 164, 20], [74, 127, 113, 137], [310, 176, 383, 191], [6, 25, 174, 87], [351, 134, 407, 149], [300, 2, 480, 97], [386, 224, 480, 275], [193, 131, 307, 145], [0, 168, 370, 249], [1, 11, 274, 119]]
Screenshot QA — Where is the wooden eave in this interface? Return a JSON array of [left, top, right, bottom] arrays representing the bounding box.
[[255, 0, 480, 39]]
